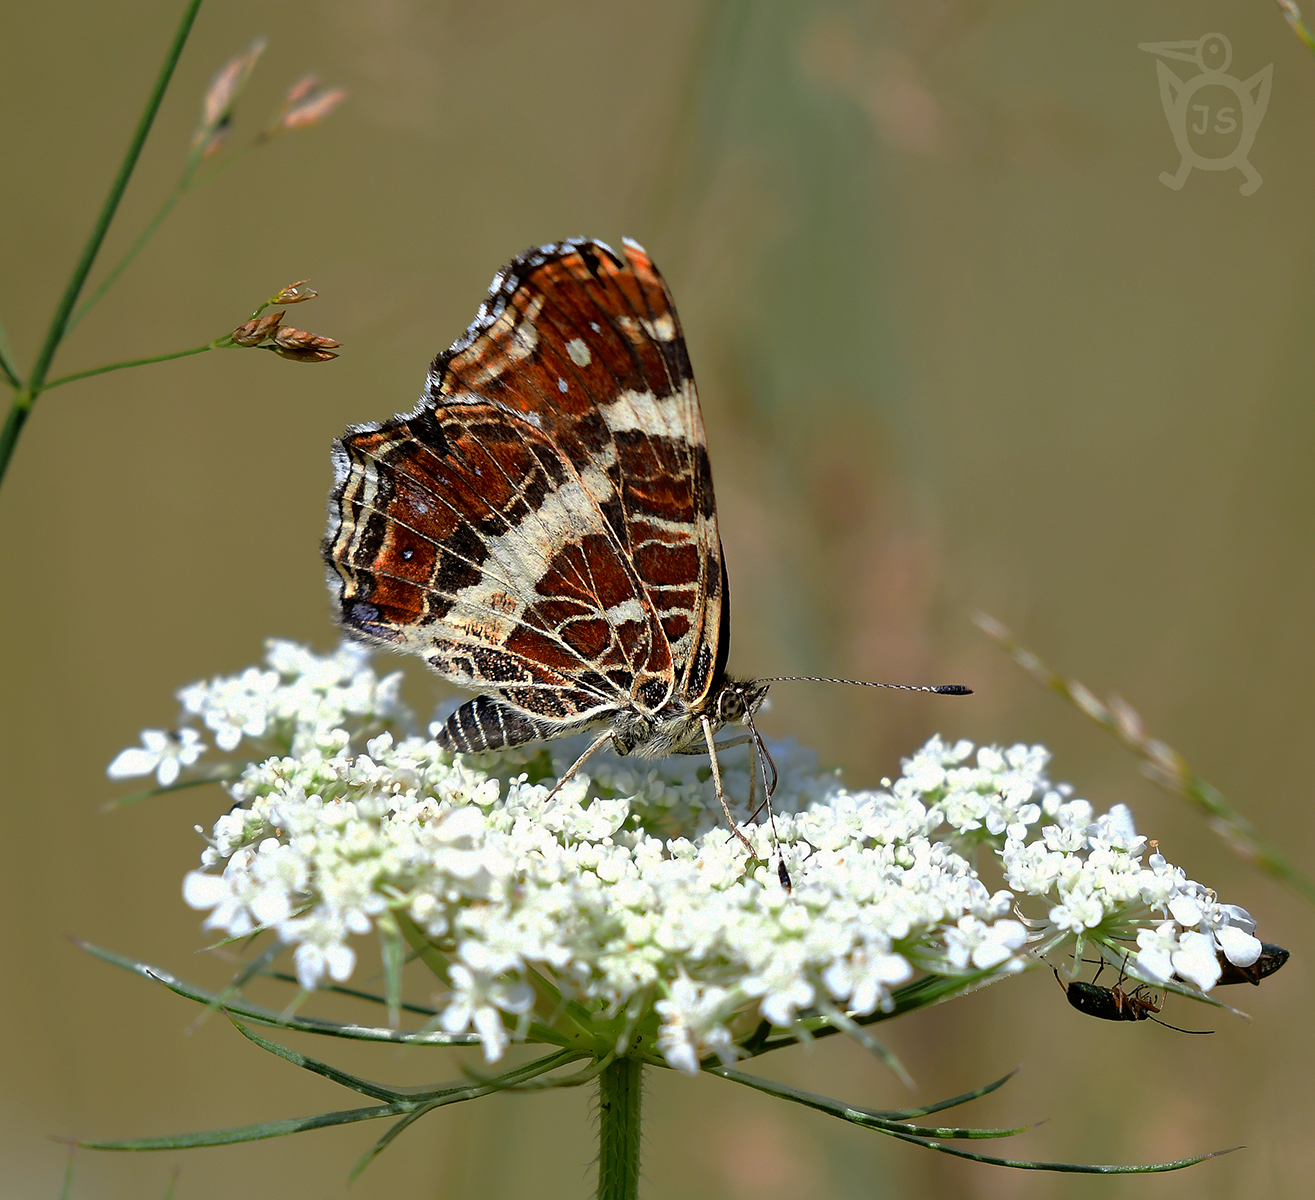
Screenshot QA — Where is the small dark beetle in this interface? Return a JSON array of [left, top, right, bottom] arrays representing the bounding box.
[[1053, 964, 1209, 1034], [1214, 941, 1289, 986]]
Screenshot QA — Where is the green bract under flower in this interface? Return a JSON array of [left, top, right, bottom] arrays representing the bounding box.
[[112, 642, 1266, 1073]]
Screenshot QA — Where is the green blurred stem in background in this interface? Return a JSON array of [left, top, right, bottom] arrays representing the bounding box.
[[1278, 0, 1315, 53], [0, 322, 19, 390], [0, 0, 203, 490]]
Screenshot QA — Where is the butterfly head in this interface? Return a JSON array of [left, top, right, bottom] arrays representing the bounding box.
[[714, 677, 770, 726]]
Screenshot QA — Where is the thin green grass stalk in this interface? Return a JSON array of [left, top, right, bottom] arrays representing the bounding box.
[[98, 767, 240, 812], [73, 137, 265, 339], [64, 67, 267, 338], [596, 1058, 642, 1200], [0, 0, 203, 490], [976, 613, 1315, 904], [378, 913, 404, 1027], [1277, 0, 1315, 53], [0, 320, 18, 388], [260, 970, 441, 1017], [43, 342, 222, 391], [58, 1146, 75, 1200]]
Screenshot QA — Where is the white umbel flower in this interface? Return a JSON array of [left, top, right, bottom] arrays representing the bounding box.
[[152, 647, 1272, 1074], [109, 640, 413, 796], [107, 728, 205, 786]]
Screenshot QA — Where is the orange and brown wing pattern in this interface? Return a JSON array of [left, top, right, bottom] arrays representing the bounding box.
[[325, 400, 669, 730], [429, 240, 726, 708], [324, 239, 727, 750]]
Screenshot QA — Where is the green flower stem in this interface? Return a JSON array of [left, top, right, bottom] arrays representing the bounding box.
[[596, 1057, 642, 1200], [0, 0, 203, 491], [189, 139, 261, 194], [0, 401, 31, 485], [42, 341, 223, 391]]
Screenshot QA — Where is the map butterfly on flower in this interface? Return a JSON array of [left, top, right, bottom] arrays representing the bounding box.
[[323, 238, 968, 852]]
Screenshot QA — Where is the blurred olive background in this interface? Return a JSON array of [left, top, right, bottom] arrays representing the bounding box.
[[3, 0, 1313, 1197]]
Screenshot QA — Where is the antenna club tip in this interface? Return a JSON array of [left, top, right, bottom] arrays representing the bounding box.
[[935, 684, 973, 695]]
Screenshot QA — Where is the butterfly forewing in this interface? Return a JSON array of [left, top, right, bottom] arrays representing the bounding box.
[[324, 238, 728, 753]]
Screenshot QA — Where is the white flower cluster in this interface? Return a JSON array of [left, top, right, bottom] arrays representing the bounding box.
[[111, 644, 1265, 1074], [107, 640, 413, 785], [895, 739, 1262, 991]]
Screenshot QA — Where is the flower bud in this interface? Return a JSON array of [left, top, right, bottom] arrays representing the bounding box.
[[200, 119, 232, 160], [272, 326, 339, 350], [1109, 694, 1145, 745], [1068, 681, 1108, 723], [1144, 738, 1187, 783], [272, 345, 340, 363]]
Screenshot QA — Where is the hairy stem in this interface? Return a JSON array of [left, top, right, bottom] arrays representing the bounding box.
[[596, 1058, 642, 1200], [597, 1056, 641, 1198]]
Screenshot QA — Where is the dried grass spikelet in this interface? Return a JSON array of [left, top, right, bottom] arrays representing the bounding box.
[[281, 83, 348, 131], [270, 325, 341, 362], [256, 75, 348, 143], [271, 280, 318, 305], [230, 311, 285, 346], [194, 37, 266, 152]]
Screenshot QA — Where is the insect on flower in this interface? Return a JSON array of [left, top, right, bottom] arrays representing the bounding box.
[[1214, 941, 1290, 986], [323, 239, 970, 869], [1053, 961, 1210, 1035]]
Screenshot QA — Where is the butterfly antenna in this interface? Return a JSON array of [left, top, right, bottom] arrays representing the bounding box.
[[755, 676, 972, 695], [741, 701, 779, 799]]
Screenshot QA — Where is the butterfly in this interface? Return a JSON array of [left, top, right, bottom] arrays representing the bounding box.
[[323, 238, 966, 854]]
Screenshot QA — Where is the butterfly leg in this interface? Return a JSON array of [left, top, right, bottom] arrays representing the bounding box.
[[701, 715, 757, 856], [746, 744, 773, 824], [542, 729, 615, 802], [670, 734, 753, 755], [741, 727, 789, 889]]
